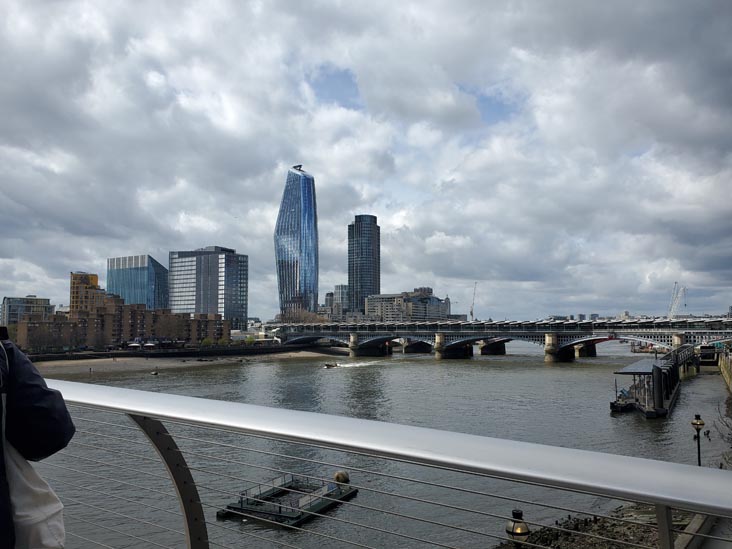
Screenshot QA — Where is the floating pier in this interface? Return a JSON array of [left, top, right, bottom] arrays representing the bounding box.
[[610, 345, 695, 418], [610, 359, 680, 418], [217, 472, 358, 527]]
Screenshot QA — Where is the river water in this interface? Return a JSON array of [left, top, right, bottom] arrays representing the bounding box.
[[47, 341, 731, 548]]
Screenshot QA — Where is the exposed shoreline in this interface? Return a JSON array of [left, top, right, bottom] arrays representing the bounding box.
[[35, 350, 338, 376]]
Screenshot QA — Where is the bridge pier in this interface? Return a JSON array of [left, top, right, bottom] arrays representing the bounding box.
[[434, 333, 473, 360], [480, 341, 506, 355], [672, 334, 686, 348], [544, 333, 575, 363], [436, 345, 473, 359], [574, 343, 597, 358], [348, 333, 391, 357]]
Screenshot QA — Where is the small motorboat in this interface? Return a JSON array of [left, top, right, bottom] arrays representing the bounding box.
[[324, 363, 339, 369], [610, 398, 634, 413]]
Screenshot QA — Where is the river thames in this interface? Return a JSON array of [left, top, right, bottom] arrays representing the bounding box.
[[46, 341, 731, 548]]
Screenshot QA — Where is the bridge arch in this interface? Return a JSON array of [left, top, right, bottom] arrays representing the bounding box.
[[283, 335, 350, 346]]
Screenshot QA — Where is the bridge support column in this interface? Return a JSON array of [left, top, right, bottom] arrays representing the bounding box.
[[574, 343, 597, 358], [545, 333, 575, 363], [349, 333, 390, 357], [480, 341, 506, 355], [434, 334, 473, 359], [349, 333, 359, 358], [434, 333, 445, 360], [672, 334, 686, 349]]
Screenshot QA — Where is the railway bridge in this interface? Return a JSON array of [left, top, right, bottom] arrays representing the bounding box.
[[269, 317, 732, 361]]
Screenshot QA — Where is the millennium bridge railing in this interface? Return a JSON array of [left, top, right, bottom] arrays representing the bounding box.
[[42, 380, 732, 548]]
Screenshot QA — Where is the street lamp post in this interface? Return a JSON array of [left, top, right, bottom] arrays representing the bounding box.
[[505, 509, 530, 546], [691, 414, 705, 467]]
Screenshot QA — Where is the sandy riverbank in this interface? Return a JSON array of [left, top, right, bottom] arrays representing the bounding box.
[[35, 350, 339, 376]]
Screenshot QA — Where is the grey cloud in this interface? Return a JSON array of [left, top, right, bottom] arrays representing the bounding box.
[[1, 0, 731, 319]]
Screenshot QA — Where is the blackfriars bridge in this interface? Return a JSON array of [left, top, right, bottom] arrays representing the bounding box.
[[269, 317, 732, 361]]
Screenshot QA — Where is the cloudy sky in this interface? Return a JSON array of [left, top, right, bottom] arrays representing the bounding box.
[[1, 1, 731, 321]]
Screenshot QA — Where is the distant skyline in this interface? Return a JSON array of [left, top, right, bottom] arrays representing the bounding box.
[[1, 1, 731, 320]]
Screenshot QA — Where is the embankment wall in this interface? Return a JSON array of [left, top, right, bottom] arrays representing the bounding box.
[[720, 351, 732, 392]]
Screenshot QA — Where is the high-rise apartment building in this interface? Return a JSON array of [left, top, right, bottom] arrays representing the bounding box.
[[169, 246, 248, 329], [1, 296, 54, 325], [70, 272, 107, 314], [107, 255, 169, 310], [274, 165, 319, 315], [348, 214, 380, 313]]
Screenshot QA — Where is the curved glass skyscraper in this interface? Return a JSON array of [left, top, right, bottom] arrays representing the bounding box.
[[274, 165, 319, 315]]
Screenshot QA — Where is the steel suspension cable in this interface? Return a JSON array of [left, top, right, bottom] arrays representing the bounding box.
[[166, 433, 656, 542]]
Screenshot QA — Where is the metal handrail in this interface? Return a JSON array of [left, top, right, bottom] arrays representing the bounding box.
[[48, 380, 732, 549], [48, 380, 732, 521]]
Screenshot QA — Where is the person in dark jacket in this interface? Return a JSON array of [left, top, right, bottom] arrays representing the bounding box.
[[0, 331, 75, 548]]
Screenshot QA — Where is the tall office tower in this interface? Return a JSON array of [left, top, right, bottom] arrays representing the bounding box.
[[274, 165, 319, 315], [70, 272, 107, 314], [0, 296, 54, 325], [348, 214, 380, 313], [107, 255, 169, 310], [169, 246, 248, 329]]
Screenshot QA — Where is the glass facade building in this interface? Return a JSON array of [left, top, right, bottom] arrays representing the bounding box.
[[274, 165, 319, 314], [0, 296, 54, 324], [106, 255, 169, 310], [348, 214, 380, 313], [169, 246, 248, 329]]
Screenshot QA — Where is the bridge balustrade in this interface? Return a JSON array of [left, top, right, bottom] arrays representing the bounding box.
[[37, 380, 732, 549]]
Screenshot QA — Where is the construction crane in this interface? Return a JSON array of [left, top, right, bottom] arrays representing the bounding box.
[[668, 282, 687, 319], [469, 282, 477, 321]]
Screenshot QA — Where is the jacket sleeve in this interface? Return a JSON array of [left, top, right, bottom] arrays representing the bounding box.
[[2, 341, 76, 461]]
